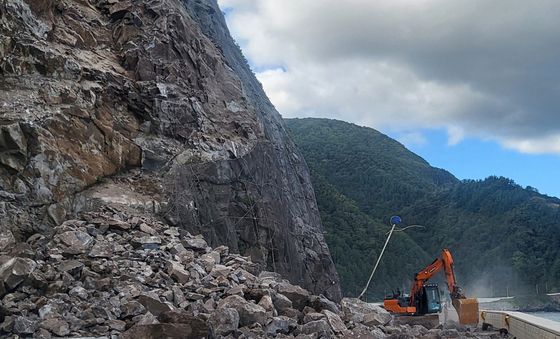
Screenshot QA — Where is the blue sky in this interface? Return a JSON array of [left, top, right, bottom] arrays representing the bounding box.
[[219, 0, 560, 198], [388, 130, 560, 198]]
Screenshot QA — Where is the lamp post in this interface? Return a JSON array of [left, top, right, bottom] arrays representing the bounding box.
[[358, 216, 401, 300], [358, 216, 426, 300]]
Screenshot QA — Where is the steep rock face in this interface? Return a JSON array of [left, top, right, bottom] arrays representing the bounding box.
[[0, 0, 340, 299]]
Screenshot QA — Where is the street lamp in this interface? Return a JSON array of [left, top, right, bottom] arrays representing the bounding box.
[[358, 216, 401, 299], [358, 216, 425, 300]]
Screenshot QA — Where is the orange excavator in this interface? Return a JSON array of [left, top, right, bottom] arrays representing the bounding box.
[[383, 249, 479, 325]]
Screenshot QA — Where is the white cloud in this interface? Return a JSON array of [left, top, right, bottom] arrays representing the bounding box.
[[219, 0, 560, 154], [395, 132, 428, 148], [504, 135, 560, 154]]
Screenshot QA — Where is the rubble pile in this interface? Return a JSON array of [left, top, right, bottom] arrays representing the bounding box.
[[0, 208, 502, 338]]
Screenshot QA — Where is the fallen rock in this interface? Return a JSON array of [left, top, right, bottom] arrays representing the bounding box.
[[55, 230, 94, 255], [59, 260, 83, 276], [209, 307, 239, 337], [131, 236, 162, 249], [138, 295, 174, 316], [411, 324, 429, 336], [121, 323, 206, 339], [40, 318, 70, 337], [258, 294, 275, 313], [276, 281, 310, 310], [107, 319, 127, 331], [300, 319, 334, 337], [322, 309, 348, 334], [157, 310, 209, 337], [266, 315, 298, 336], [340, 298, 391, 326], [311, 294, 341, 314], [441, 328, 461, 338], [88, 240, 114, 258], [303, 312, 325, 324], [121, 301, 147, 318], [167, 261, 190, 284], [184, 237, 207, 251], [0, 230, 16, 252], [0, 257, 37, 289], [12, 315, 37, 334], [273, 292, 293, 311], [218, 295, 267, 326], [139, 223, 157, 235]]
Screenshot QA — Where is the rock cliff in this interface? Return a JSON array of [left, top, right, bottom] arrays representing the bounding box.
[[0, 0, 340, 300]]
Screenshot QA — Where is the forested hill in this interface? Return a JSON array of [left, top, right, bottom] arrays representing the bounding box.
[[285, 117, 560, 300], [286, 118, 457, 218]]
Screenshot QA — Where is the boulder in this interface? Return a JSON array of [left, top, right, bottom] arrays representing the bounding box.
[[218, 295, 267, 326], [342, 323, 387, 339], [157, 310, 209, 336], [131, 236, 162, 249], [58, 260, 83, 276], [441, 328, 460, 338], [184, 237, 207, 251], [276, 281, 310, 310], [322, 309, 348, 334], [55, 231, 94, 255], [68, 286, 88, 299], [209, 307, 239, 336], [121, 323, 206, 339], [303, 312, 325, 324], [279, 307, 302, 322], [310, 294, 340, 314], [0, 230, 15, 252], [411, 324, 429, 337], [340, 298, 391, 326], [259, 271, 283, 284], [107, 219, 131, 231], [40, 318, 70, 336], [363, 312, 392, 327], [272, 292, 293, 311], [0, 257, 37, 289], [138, 294, 174, 316], [88, 241, 114, 258], [12, 315, 37, 334], [107, 319, 127, 331], [139, 223, 157, 235], [201, 250, 220, 267], [266, 315, 297, 336], [121, 301, 147, 318], [258, 294, 275, 313], [167, 261, 190, 284], [300, 319, 334, 337]]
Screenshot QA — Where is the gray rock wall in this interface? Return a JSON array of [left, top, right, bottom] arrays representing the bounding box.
[[0, 0, 340, 299]]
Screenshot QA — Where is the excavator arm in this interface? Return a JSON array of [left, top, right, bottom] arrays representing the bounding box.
[[410, 249, 478, 325], [410, 249, 464, 306]]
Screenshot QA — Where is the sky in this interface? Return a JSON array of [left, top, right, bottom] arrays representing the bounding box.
[[218, 0, 560, 198]]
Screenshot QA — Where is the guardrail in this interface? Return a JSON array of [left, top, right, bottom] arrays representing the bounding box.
[[480, 310, 560, 339]]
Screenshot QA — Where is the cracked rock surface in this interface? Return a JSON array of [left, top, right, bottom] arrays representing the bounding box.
[[0, 0, 340, 299]]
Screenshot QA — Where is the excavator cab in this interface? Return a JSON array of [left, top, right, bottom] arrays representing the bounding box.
[[416, 284, 442, 315]]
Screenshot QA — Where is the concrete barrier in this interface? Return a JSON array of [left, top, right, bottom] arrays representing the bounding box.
[[480, 310, 560, 339]]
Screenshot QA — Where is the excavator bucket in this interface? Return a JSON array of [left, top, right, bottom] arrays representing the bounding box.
[[452, 298, 479, 325]]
